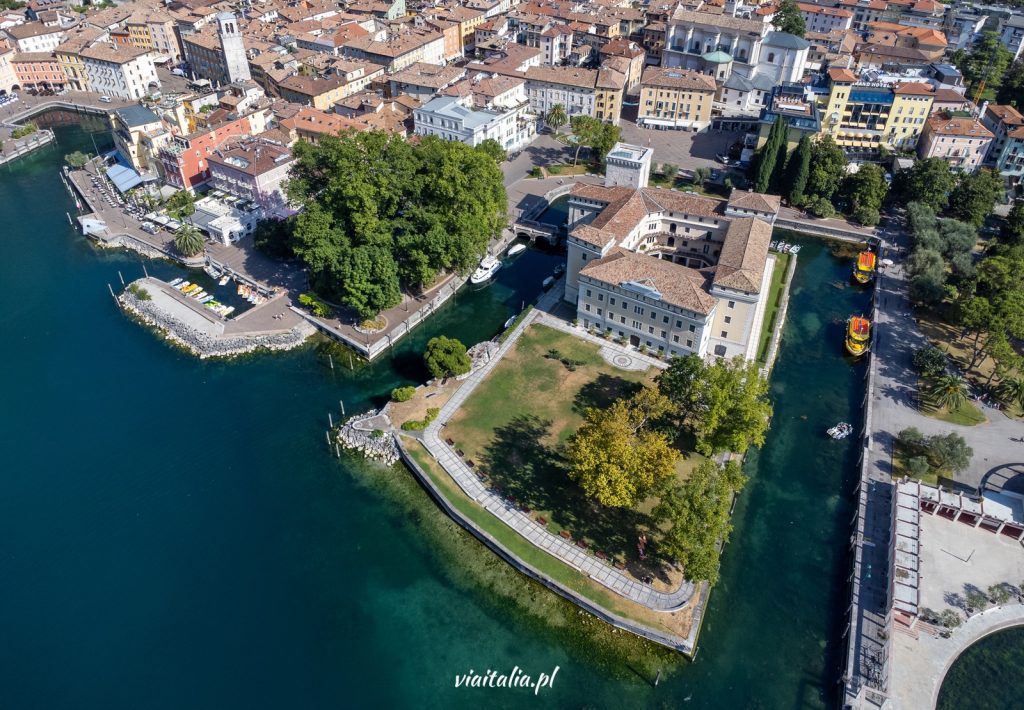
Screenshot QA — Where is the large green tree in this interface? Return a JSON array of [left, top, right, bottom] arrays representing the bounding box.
[[953, 31, 1012, 98], [657, 354, 773, 456], [654, 459, 747, 584], [566, 388, 678, 508], [752, 115, 787, 194], [545, 103, 567, 133], [840, 163, 887, 223], [569, 115, 621, 166], [805, 135, 846, 201], [285, 132, 506, 317], [997, 59, 1024, 107], [423, 335, 471, 379], [64, 151, 90, 168], [897, 158, 956, 211], [771, 0, 806, 37], [948, 169, 1003, 227], [785, 134, 812, 205]]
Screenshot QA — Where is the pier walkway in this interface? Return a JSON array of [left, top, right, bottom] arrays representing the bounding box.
[[421, 282, 695, 613]]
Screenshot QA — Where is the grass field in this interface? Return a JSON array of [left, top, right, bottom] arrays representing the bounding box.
[[444, 323, 700, 569], [919, 391, 987, 427], [756, 252, 792, 363]]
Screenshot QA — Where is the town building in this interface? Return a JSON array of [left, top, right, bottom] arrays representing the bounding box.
[[158, 115, 256, 191], [982, 104, 1024, 167], [636, 66, 716, 131], [565, 182, 779, 360], [0, 42, 17, 93], [11, 52, 64, 90], [342, 28, 445, 71], [4, 21, 66, 53], [756, 82, 821, 149], [217, 12, 250, 84], [389, 62, 466, 103], [799, 3, 853, 34], [111, 104, 170, 176], [523, 65, 597, 118], [413, 76, 535, 151], [603, 142, 651, 189], [80, 42, 159, 100], [1000, 15, 1024, 61], [207, 139, 294, 217], [276, 61, 384, 110], [821, 67, 934, 153], [918, 114, 993, 172]]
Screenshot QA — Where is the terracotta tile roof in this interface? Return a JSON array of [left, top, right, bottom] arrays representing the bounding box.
[[670, 6, 765, 34], [986, 104, 1024, 126], [925, 114, 993, 139], [640, 65, 716, 92], [727, 190, 781, 214], [640, 188, 724, 217], [580, 248, 718, 314], [828, 66, 857, 83], [894, 81, 935, 96], [712, 217, 772, 293]]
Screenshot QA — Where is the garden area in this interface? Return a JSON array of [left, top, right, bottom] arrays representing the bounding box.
[[441, 323, 768, 590], [756, 251, 792, 363]]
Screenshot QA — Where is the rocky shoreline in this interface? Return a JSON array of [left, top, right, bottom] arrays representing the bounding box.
[[337, 409, 399, 465], [119, 290, 315, 359]]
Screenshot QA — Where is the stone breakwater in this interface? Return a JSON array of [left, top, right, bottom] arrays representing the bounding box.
[[337, 410, 399, 466], [119, 291, 314, 358]]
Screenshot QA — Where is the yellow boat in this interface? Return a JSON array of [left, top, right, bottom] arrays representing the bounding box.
[[853, 251, 876, 284], [845, 316, 871, 357]]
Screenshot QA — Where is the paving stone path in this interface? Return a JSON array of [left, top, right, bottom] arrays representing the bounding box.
[[422, 284, 693, 611]]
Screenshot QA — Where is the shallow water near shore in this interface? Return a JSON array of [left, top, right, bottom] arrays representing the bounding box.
[[1, 124, 871, 709]]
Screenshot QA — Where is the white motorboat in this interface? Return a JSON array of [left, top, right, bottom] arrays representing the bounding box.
[[218, 275, 230, 286], [827, 422, 853, 439], [769, 241, 778, 250], [470, 255, 501, 284], [169, 277, 183, 287], [506, 243, 526, 258], [789, 244, 801, 254]]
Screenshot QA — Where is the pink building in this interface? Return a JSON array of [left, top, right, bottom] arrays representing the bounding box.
[[918, 114, 993, 172]]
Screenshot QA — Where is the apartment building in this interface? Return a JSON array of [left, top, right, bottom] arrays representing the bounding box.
[[4, 21, 66, 53], [523, 65, 597, 118], [799, 4, 853, 34], [207, 139, 294, 217], [918, 114, 993, 172], [80, 42, 158, 100], [982, 104, 1024, 166], [636, 66, 716, 130], [414, 76, 535, 151], [276, 61, 384, 110]]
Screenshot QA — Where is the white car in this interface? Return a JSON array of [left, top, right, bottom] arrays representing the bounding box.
[[98, 95, 112, 103]]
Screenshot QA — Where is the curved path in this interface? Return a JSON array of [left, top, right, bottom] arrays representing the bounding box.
[[422, 289, 695, 612], [887, 604, 1024, 709]]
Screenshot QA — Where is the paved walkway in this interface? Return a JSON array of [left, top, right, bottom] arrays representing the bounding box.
[[421, 284, 694, 611]]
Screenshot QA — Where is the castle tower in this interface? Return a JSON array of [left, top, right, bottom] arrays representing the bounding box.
[[217, 12, 251, 84]]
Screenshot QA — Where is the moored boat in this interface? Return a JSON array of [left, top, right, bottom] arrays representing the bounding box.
[[470, 255, 501, 284], [506, 243, 526, 258], [827, 422, 853, 439], [853, 251, 876, 284], [169, 277, 183, 287], [845, 316, 870, 357], [789, 244, 801, 254]]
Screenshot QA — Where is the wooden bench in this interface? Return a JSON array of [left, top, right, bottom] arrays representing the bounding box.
[[595, 551, 608, 560], [445, 437, 455, 446], [575, 539, 589, 550], [614, 561, 626, 570], [536, 516, 547, 526], [559, 530, 572, 540]]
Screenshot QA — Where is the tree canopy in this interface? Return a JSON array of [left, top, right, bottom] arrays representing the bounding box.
[[654, 459, 747, 584], [839, 163, 887, 225], [896, 158, 956, 211], [545, 103, 567, 133], [64, 151, 90, 168], [805, 135, 847, 202], [953, 31, 1012, 98], [173, 224, 204, 257], [771, 0, 806, 37], [165, 189, 196, 220], [785, 134, 812, 205], [997, 59, 1024, 107], [566, 388, 678, 508], [423, 335, 471, 380], [751, 115, 787, 194], [948, 169, 1002, 227], [657, 354, 773, 456], [285, 131, 506, 318], [570, 115, 621, 166]]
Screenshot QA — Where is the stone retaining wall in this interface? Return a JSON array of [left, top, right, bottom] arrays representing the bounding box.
[[119, 290, 314, 358]]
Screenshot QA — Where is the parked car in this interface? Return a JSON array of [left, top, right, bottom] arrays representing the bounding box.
[[98, 95, 112, 103], [141, 222, 158, 234]]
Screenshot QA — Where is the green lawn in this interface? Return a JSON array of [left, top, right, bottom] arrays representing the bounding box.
[[918, 385, 987, 427], [445, 323, 699, 562], [757, 252, 792, 363]]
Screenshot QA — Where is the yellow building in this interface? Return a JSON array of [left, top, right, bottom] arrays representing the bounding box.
[[595, 65, 625, 124], [54, 26, 105, 93], [637, 66, 716, 131], [821, 67, 934, 151]]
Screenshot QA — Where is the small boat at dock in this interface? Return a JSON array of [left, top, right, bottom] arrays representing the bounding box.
[[789, 244, 801, 254], [470, 255, 501, 285], [853, 251, 876, 284], [506, 243, 526, 258], [169, 277, 183, 287], [845, 316, 871, 357]]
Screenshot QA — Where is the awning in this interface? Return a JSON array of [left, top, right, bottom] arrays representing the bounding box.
[[105, 164, 143, 192]]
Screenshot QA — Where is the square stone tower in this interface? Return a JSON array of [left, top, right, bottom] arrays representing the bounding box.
[[603, 143, 652, 189], [218, 12, 252, 84]]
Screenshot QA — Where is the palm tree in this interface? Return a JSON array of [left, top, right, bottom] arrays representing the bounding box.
[[174, 224, 205, 258], [1001, 376, 1024, 411], [545, 103, 567, 134], [928, 373, 968, 411]]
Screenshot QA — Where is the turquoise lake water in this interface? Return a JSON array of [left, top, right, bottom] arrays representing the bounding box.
[[0, 124, 872, 709], [938, 626, 1024, 710]]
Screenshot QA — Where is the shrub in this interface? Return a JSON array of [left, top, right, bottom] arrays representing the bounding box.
[[391, 386, 416, 402], [853, 206, 880, 226], [400, 407, 440, 431], [807, 196, 836, 218], [424, 336, 471, 379], [913, 346, 947, 378], [11, 122, 37, 139], [126, 283, 151, 301], [939, 609, 962, 628], [299, 292, 331, 317], [988, 583, 1012, 605], [371, 429, 385, 439], [528, 166, 542, 178]]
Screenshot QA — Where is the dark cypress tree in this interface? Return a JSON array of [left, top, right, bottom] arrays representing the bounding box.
[[786, 134, 812, 205], [754, 116, 786, 194], [768, 126, 790, 195]]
